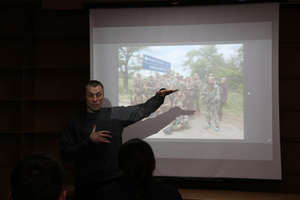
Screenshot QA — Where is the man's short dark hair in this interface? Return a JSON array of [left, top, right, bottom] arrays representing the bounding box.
[[10, 154, 64, 200], [83, 80, 104, 94]]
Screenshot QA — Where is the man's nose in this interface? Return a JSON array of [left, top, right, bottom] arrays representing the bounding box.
[[93, 95, 97, 101]]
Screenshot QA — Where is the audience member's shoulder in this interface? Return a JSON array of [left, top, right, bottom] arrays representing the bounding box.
[[97, 178, 131, 200], [152, 178, 177, 190], [149, 178, 183, 200]]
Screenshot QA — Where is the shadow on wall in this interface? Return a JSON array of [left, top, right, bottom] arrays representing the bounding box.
[[102, 97, 195, 142]]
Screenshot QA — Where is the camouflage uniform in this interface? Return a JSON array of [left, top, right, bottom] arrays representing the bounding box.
[[173, 91, 189, 109], [192, 76, 202, 112], [202, 77, 220, 131], [163, 102, 191, 135], [144, 76, 156, 98], [182, 81, 194, 110], [131, 88, 147, 105], [172, 77, 183, 91], [167, 74, 176, 106], [158, 75, 169, 89], [132, 73, 144, 94], [154, 72, 161, 88]]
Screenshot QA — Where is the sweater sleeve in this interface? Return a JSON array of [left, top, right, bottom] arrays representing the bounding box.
[[112, 92, 165, 127]]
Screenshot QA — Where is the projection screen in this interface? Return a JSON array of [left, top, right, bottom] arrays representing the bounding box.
[[90, 2, 281, 180]]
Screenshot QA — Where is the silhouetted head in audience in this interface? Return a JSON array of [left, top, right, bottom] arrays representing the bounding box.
[[9, 154, 65, 200], [118, 138, 156, 200]]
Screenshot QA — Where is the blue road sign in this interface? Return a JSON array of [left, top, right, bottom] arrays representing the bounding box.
[[143, 55, 171, 73]]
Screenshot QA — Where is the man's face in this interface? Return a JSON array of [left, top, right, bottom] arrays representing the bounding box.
[[208, 78, 214, 84], [85, 85, 104, 113]]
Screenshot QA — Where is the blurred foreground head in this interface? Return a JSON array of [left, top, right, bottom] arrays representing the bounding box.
[[118, 138, 155, 181], [9, 154, 65, 200]]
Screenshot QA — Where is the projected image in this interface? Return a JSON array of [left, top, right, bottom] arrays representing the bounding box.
[[118, 44, 243, 140], [91, 3, 281, 179]]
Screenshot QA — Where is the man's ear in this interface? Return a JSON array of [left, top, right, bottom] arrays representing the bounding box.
[[8, 190, 12, 200], [58, 190, 66, 200]]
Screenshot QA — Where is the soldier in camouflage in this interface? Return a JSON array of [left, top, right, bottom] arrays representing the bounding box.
[[131, 88, 147, 105], [173, 91, 188, 109], [144, 75, 157, 98], [163, 101, 191, 135], [202, 76, 220, 132], [182, 76, 194, 111], [132, 72, 144, 93], [192, 73, 202, 112]]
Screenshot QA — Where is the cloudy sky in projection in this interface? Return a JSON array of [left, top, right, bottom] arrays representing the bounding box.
[[135, 44, 242, 77]]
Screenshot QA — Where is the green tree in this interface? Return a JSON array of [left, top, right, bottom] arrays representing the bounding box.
[[182, 45, 226, 80], [183, 45, 243, 92], [216, 45, 243, 92], [225, 45, 243, 72], [119, 46, 148, 94]]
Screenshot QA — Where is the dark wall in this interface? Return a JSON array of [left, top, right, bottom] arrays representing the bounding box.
[[0, 1, 299, 199]]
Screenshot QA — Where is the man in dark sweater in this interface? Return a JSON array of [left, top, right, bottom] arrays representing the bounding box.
[[60, 80, 177, 200]]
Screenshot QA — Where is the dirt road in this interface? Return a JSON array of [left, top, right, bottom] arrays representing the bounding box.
[[148, 111, 244, 140]]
